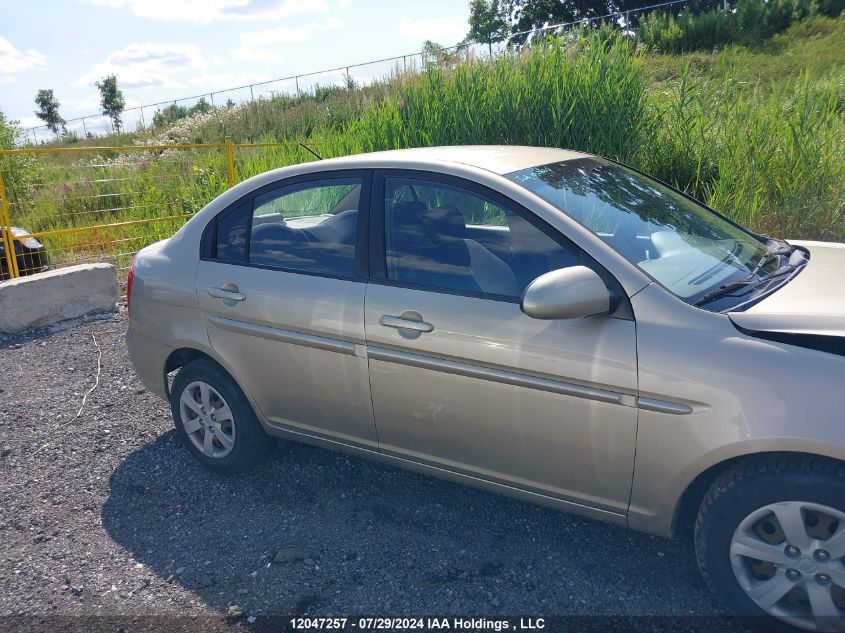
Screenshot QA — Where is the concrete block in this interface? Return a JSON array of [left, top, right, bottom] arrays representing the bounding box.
[[0, 263, 118, 334]]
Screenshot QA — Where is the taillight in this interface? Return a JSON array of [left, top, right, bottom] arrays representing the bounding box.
[[126, 257, 135, 316]]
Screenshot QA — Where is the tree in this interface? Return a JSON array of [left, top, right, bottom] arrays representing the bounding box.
[[0, 109, 41, 211], [191, 97, 212, 114], [421, 40, 470, 69], [96, 74, 126, 133], [0, 109, 22, 149], [34, 89, 65, 137], [501, 0, 645, 45], [468, 0, 510, 55], [152, 98, 215, 129], [153, 104, 188, 128]]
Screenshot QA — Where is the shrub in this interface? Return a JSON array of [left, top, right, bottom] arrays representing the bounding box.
[[637, 0, 829, 53], [0, 110, 42, 214]]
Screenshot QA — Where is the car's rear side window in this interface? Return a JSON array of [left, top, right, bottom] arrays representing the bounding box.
[[213, 177, 363, 278]]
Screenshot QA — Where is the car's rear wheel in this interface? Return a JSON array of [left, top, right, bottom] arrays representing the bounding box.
[[169, 359, 272, 473], [695, 455, 845, 632]]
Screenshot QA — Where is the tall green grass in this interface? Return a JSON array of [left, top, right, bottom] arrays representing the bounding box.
[[645, 70, 845, 239], [334, 28, 845, 241], [343, 33, 649, 162], [4, 17, 845, 279]]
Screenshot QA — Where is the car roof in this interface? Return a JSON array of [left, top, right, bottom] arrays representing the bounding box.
[[307, 145, 591, 176]]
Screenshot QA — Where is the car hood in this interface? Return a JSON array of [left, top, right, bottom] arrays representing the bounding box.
[[728, 241, 845, 337]]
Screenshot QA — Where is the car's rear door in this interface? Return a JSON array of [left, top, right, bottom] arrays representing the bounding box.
[[364, 171, 638, 515], [196, 170, 379, 449]]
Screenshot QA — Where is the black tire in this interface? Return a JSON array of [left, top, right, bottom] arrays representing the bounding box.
[[695, 454, 845, 631], [169, 358, 272, 473]]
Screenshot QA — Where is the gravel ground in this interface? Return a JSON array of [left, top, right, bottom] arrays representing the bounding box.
[[0, 312, 752, 632]]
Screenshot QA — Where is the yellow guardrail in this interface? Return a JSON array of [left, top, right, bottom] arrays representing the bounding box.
[[0, 139, 321, 282], [0, 168, 20, 278]]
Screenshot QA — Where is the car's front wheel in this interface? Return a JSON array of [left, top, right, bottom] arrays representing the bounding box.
[[695, 455, 845, 632], [169, 358, 272, 473]]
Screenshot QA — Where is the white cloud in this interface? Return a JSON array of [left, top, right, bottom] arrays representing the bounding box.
[[241, 26, 314, 47], [74, 42, 209, 89], [63, 92, 144, 113], [16, 115, 43, 128], [231, 48, 283, 64], [232, 19, 343, 62], [0, 37, 47, 84], [398, 17, 465, 45], [188, 71, 270, 90], [64, 93, 103, 112], [84, 0, 329, 23]]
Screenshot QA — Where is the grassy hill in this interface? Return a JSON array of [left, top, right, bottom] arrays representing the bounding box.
[[2, 14, 844, 276]]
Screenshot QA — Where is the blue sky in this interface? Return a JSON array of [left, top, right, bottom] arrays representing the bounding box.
[[1, 0, 471, 137]]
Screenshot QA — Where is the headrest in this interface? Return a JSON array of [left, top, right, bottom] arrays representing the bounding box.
[[250, 222, 310, 248], [391, 203, 467, 245], [425, 206, 468, 240], [302, 208, 358, 245]]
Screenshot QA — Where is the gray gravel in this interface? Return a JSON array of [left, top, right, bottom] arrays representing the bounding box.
[[0, 312, 751, 632]]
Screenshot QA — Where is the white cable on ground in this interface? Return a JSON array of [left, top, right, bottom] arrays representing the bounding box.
[[33, 331, 102, 455]]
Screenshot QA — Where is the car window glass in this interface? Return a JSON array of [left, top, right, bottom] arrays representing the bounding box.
[[248, 178, 362, 276], [215, 203, 249, 263], [384, 177, 578, 298], [507, 158, 771, 302]]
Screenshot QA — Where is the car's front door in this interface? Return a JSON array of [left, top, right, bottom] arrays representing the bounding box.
[[196, 171, 378, 449], [364, 172, 638, 513]]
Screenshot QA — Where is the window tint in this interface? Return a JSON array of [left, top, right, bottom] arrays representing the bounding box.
[[215, 203, 249, 263], [384, 177, 578, 298], [215, 178, 362, 277], [507, 159, 771, 302]]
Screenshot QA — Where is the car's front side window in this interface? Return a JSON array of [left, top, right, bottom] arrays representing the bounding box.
[[213, 177, 363, 278], [383, 176, 579, 299]]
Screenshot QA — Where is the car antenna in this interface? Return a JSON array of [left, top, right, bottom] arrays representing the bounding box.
[[298, 142, 324, 160]]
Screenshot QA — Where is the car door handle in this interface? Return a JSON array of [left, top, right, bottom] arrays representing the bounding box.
[[208, 288, 246, 302], [379, 315, 434, 333]]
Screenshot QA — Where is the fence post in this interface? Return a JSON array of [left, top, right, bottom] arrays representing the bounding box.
[[250, 85, 254, 102], [224, 137, 236, 188], [0, 170, 20, 279]]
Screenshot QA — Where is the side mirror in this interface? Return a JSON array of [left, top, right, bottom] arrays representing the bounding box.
[[520, 266, 611, 320]]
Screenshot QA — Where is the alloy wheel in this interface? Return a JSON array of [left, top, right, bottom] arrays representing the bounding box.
[[730, 501, 845, 631], [178, 380, 236, 459]]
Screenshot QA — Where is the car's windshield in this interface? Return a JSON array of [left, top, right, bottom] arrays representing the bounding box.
[[508, 158, 781, 307]]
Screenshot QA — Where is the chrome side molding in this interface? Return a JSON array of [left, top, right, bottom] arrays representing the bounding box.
[[636, 397, 693, 416], [207, 315, 358, 356], [368, 345, 629, 406]]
